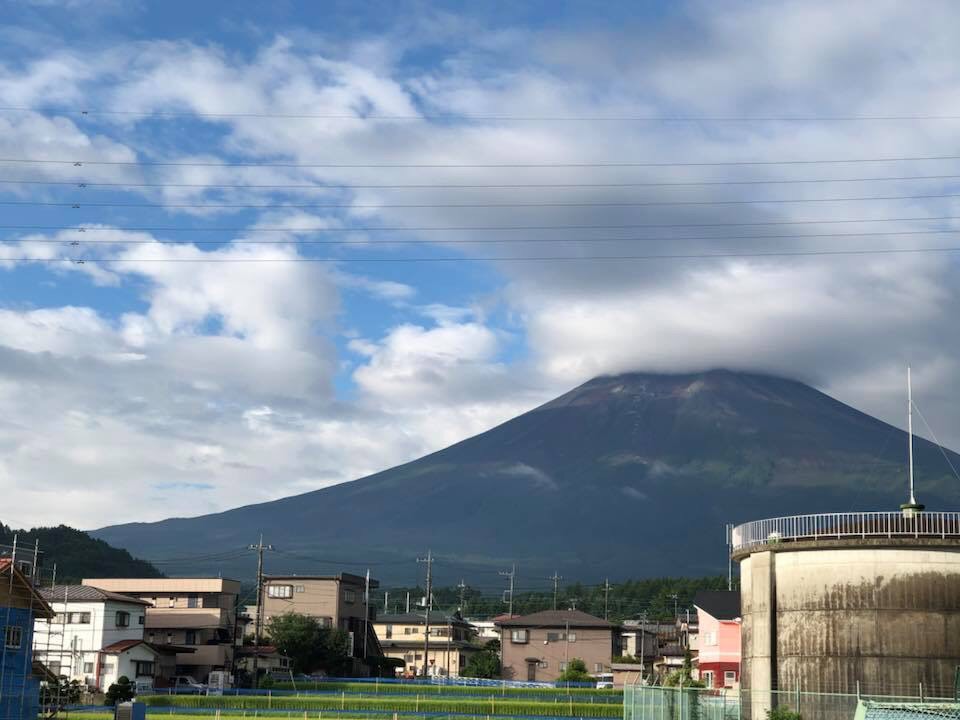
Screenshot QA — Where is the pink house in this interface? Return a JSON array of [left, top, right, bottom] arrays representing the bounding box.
[[693, 590, 741, 689]]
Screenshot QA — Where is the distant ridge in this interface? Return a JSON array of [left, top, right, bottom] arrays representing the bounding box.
[[1, 523, 163, 583], [92, 370, 960, 583]]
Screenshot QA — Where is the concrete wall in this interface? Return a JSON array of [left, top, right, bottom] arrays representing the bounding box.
[[740, 543, 960, 703]]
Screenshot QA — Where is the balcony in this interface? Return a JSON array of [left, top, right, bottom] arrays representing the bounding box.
[[731, 511, 960, 553], [145, 608, 231, 630]]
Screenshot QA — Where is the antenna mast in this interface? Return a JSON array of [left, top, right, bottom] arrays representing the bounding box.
[[901, 365, 925, 518]]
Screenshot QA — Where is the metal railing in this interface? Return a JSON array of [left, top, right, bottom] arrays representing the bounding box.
[[731, 511, 960, 552]]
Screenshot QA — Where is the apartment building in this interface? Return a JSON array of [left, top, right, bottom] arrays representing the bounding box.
[[260, 574, 381, 662], [373, 611, 480, 677], [497, 609, 615, 683], [83, 577, 241, 681]]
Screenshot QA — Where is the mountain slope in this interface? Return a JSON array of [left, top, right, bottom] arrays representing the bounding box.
[[1, 523, 164, 583], [92, 370, 960, 583]]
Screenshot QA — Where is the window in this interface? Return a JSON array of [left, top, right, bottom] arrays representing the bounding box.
[[403, 654, 413, 662], [538, 661, 548, 669], [723, 671, 737, 687], [343, 589, 356, 604], [4, 625, 22, 649], [547, 631, 577, 642], [68, 612, 90, 624], [595, 663, 604, 673], [185, 630, 197, 645], [116, 611, 130, 628], [83, 662, 94, 674], [703, 631, 717, 646], [267, 585, 293, 599], [166, 632, 173, 644], [279, 657, 289, 668], [559, 661, 568, 672], [510, 629, 529, 644], [403, 627, 415, 635], [138, 615, 145, 625], [569, 632, 576, 642], [134, 661, 155, 677], [148, 633, 155, 643], [187, 595, 199, 608], [702, 671, 714, 687], [168, 597, 175, 608], [385, 625, 393, 639], [294, 585, 305, 593]]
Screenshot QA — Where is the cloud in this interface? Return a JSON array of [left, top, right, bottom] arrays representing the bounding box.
[[4, 1, 960, 531]]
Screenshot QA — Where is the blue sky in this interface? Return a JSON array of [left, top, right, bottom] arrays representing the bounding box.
[[3, 0, 960, 528]]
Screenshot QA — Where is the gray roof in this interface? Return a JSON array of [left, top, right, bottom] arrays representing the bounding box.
[[378, 611, 469, 626], [693, 590, 741, 621], [40, 585, 152, 606], [496, 609, 612, 629]]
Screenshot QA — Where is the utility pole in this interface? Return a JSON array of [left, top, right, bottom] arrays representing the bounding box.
[[726, 524, 734, 591], [417, 550, 433, 678], [405, 592, 410, 613], [363, 569, 371, 660], [384, 591, 389, 613], [499, 564, 516, 617], [248, 534, 274, 689], [550, 572, 563, 611], [603, 579, 612, 620], [457, 579, 467, 614], [670, 593, 679, 620], [638, 611, 648, 680]]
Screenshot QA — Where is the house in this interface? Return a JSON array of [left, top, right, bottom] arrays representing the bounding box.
[[1, 559, 55, 720], [693, 590, 741, 689], [373, 611, 480, 677], [496, 609, 615, 683], [33, 585, 188, 690], [83, 577, 241, 682], [259, 574, 382, 667], [467, 619, 499, 642], [234, 645, 291, 676]]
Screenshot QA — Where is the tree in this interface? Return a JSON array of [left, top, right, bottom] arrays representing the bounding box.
[[267, 612, 351, 675], [105, 676, 135, 706], [461, 650, 500, 678], [557, 658, 593, 683]]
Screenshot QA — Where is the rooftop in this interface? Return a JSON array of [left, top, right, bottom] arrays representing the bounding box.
[[83, 577, 241, 594], [693, 590, 740, 622], [731, 511, 960, 556], [41, 585, 152, 606], [377, 611, 469, 625], [496, 609, 612, 629]]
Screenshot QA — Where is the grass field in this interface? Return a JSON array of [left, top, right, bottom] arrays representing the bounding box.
[[136, 693, 621, 719]]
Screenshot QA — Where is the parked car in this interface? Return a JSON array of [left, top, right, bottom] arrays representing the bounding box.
[[595, 673, 614, 689], [171, 676, 206, 693]]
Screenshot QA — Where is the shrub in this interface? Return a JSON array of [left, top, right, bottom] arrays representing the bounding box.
[[105, 676, 135, 706], [767, 708, 802, 720]]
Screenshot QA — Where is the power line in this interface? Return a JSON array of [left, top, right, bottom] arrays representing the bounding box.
[[6, 105, 960, 122], [12, 245, 960, 264], [4, 213, 959, 234], [9, 189, 960, 209], [12, 228, 960, 247], [5, 153, 960, 169], [6, 172, 960, 190]]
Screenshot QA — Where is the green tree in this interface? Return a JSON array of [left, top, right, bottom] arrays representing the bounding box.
[[461, 650, 500, 678], [105, 676, 135, 706], [557, 658, 593, 683], [267, 612, 351, 675], [767, 708, 801, 720]]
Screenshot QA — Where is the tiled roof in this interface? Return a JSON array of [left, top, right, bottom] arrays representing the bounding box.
[[41, 585, 152, 606], [495, 609, 612, 628], [101, 639, 149, 654]]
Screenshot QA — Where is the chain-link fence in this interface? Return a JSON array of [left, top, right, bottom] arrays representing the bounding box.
[[624, 686, 960, 720]]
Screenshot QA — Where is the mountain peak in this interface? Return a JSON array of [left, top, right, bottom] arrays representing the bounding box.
[[93, 370, 960, 583]]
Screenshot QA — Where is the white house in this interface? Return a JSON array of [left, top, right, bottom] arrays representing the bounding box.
[[33, 585, 181, 690]]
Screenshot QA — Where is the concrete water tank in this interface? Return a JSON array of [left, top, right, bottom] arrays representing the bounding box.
[[733, 512, 960, 704]]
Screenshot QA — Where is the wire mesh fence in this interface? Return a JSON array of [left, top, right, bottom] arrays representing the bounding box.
[[624, 685, 960, 720]]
